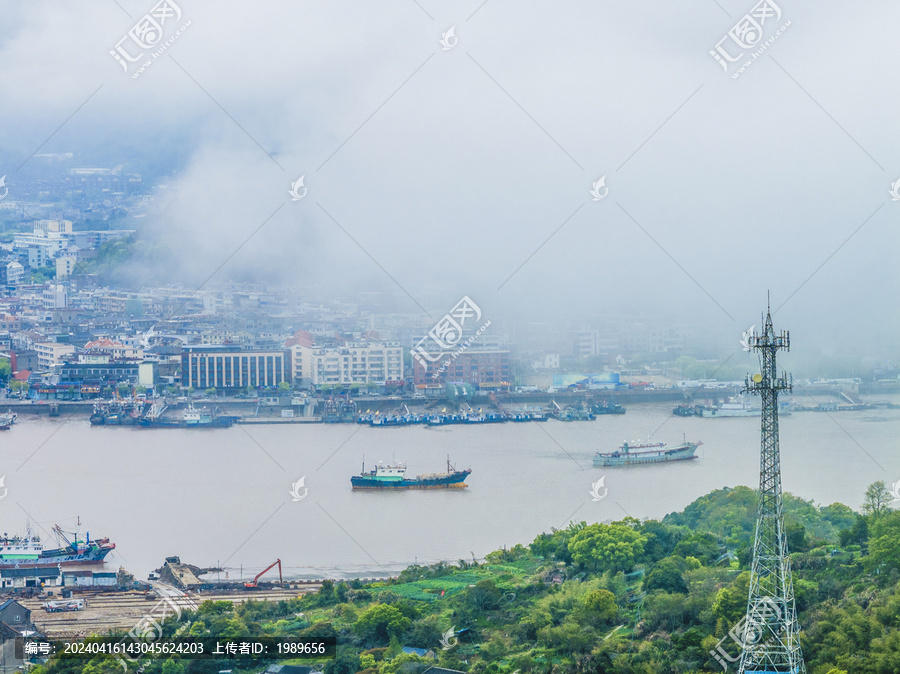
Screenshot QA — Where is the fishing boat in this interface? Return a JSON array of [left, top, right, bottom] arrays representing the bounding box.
[[351, 457, 471, 490], [0, 523, 115, 567], [593, 439, 702, 467], [592, 401, 626, 415]]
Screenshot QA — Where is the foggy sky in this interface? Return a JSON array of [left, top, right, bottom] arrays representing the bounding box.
[[0, 0, 898, 356]]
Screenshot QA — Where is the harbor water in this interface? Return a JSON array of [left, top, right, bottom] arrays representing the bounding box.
[[3, 398, 898, 581]]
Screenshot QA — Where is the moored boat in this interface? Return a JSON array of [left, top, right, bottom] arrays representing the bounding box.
[[0, 524, 115, 568], [700, 395, 759, 417], [592, 401, 626, 415]]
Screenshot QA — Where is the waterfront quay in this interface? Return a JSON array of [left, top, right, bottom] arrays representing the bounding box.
[[1, 381, 891, 421]]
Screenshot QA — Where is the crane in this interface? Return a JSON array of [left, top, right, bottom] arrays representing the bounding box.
[[244, 559, 282, 589]]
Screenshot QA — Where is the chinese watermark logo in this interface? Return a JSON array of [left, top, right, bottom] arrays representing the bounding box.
[[0, 176, 7, 200], [710, 0, 790, 79], [440, 626, 458, 650], [889, 179, 900, 202], [709, 597, 782, 671], [289, 176, 307, 201], [590, 476, 608, 501], [0, 476, 6, 500], [440, 26, 458, 50], [115, 595, 186, 671], [890, 479, 900, 502], [289, 476, 308, 501], [110, 0, 191, 79], [740, 325, 756, 351], [590, 176, 608, 201], [411, 296, 491, 379]]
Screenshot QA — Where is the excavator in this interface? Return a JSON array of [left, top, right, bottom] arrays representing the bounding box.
[[244, 559, 282, 589]]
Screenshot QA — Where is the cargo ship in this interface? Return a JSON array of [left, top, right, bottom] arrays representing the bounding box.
[[0, 525, 115, 567], [593, 439, 701, 467], [351, 458, 471, 490]]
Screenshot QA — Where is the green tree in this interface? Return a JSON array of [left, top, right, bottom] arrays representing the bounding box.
[[278, 380, 291, 391], [672, 532, 721, 564], [325, 648, 360, 674], [353, 603, 412, 644], [862, 481, 893, 520], [0, 358, 11, 384], [161, 661, 185, 674], [867, 510, 900, 578], [645, 557, 688, 594], [567, 522, 646, 573], [581, 588, 618, 624], [712, 571, 751, 625], [204, 387, 217, 397], [466, 578, 502, 612]]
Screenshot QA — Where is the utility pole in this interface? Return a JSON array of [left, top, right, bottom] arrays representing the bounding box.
[[738, 301, 806, 674]]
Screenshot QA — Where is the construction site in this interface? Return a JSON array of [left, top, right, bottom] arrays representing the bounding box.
[[13, 556, 322, 639]]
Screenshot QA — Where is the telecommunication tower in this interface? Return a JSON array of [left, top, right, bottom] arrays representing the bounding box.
[[738, 302, 806, 674]]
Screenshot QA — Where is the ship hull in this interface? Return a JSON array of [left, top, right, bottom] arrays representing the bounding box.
[[700, 408, 759, 417], [0, 546, 113, 567], [593, 442, 700, 467], [351, 470, 471, 490], [138, 416, 238, 428]]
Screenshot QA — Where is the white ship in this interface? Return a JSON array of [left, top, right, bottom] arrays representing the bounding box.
[[700, 394, 760, 417]]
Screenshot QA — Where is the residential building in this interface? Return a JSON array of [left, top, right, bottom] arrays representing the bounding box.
[[5, 261, 24, 285], [34, 342, 76, 370], [412, 349, 510, 388], [56, 253, 77, 279], [84, 337, 143, 359], [92, 292, 143, 315], [181, 345, 290, 390], [42, 284, 68, 309], [285, 330, 403, 387]]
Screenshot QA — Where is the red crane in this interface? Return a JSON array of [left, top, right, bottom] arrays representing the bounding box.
[[244, 559, 282, 589]]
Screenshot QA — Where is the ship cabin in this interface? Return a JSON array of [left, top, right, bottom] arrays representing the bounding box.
[[372, 462, 407, 481]]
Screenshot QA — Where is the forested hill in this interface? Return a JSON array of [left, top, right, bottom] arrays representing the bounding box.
[[33, 483, 900, 674]]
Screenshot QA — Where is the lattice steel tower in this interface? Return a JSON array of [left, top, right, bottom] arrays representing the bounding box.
[[738, 304, 806, 674]]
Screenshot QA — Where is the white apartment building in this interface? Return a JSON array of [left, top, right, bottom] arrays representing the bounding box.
[[42, 284, 68, 309], [5, 262, 24, 285], [35, 342, 76, 370], [56, 253, 77, 279], [289, 340, 403, 387]]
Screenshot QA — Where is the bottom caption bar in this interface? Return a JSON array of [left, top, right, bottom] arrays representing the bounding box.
[[16, 637, 336, 660]]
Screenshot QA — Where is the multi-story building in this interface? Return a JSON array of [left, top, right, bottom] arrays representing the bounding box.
[[33, 220, 73, 235], [59, 362, 140, 387], [285, 330, 403, 387], [83, 338, 143, 360], [92, 292, 143, 315], [42, 284, 68, 310], [412, 349, 511, 388], [5, 262, 24, 285], [55, 253, 77, 279], [34, 342, 76, 370], [181, 345, 290, 390]]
